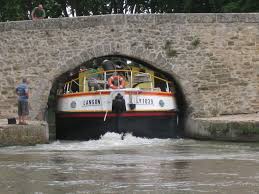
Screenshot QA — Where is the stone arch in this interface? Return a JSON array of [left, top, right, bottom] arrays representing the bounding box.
[[38, 47, 190, 139], [36, 46, 192, 115]]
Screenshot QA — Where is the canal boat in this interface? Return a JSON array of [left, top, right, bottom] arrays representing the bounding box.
[[56, 60, 178, 140]]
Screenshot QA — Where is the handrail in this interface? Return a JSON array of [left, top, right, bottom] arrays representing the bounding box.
[[62, 69, 172, 94], [84, 69, 171, 83], [64, 77, 79, 85]]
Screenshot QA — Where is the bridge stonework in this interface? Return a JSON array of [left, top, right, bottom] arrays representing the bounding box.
[[0, 14, 258, 122]]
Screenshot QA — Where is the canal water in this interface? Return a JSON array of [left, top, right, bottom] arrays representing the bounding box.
[[1, 133, 259, 194]]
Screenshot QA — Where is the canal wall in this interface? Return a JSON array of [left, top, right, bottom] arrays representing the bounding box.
[[186, 113, 259, 141], [0, 119, 49, 146]]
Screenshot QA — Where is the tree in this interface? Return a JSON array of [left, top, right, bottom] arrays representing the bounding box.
[[0, 0, 25, 22], [1, 0, 259, 22], [239, 0, 259, 12]]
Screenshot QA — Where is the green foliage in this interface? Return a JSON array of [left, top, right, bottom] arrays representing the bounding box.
[[0, 0, 25, 21], [236, 124, 259, 135], [163, 40, 178, 58], [166, 49, 178, 57], [239, 0, 259, 12], [191, 37, 200, 48], [1, 0, 259, 22], [222, 1, 241, 12]]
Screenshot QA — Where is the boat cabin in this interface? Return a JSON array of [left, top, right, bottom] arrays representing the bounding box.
[[60, 61, 172, 95]]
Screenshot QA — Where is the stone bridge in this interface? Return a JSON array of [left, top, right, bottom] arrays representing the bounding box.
[[0, 14, 258, 136]]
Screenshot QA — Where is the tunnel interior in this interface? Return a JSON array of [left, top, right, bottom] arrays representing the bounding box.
[[47, 55, 188, 140]]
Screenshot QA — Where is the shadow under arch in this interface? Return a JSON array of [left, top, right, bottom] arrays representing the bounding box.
[[47, 54, 188, 140], [107, 54, 188, 136]]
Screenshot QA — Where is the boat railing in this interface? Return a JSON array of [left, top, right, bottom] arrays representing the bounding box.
[[62, 78, 80, 94], [61, 69, 171, 94]]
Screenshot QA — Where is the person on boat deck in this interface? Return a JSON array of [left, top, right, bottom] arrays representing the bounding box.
[[88, 67, 101, 91], [16, 78, 29, 125], [102, 59, 116, 80]]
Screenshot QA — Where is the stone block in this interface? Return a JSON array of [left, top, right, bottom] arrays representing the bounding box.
[[186, 115, 259, 141], [0, 120, 49, 146], [246, 14, 259, 23], [187, 14, 216, 23], [155, 14, 186, 25], [126, 14, 155, 25], [217, 14, 246, 23]]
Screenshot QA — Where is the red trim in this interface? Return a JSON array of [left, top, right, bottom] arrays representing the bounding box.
[[59, 91, 174, 98], [58, 111, 176, 118], [125, 91, 173, 96]]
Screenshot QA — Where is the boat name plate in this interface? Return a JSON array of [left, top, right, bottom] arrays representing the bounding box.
[[134, 98, 154, 105], [82, 99, 102, 106]]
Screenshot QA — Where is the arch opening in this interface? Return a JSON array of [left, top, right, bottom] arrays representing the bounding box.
[[47, 55, 187, 140]]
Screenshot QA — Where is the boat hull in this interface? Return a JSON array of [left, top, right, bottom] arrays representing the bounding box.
[[56, 111, 179, 140]]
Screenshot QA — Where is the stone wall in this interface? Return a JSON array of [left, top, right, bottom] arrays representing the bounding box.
[[185, 114, 259, 141], [0, 120, 49, 146], [0, 14, 258, 121]]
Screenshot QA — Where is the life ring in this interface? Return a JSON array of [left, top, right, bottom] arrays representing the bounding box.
[[108, 75, 126, 89]]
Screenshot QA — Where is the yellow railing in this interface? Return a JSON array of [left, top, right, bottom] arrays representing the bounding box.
[[62, 69, 171, 94]]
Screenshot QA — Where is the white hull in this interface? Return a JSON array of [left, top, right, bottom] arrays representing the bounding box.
[[57, 89, 176, 112]]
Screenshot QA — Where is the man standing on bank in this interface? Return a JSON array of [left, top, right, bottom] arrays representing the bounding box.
[[16, 78, 29, 125]]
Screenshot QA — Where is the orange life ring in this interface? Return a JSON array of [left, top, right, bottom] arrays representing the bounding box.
[[108, 75, 126, 89]]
